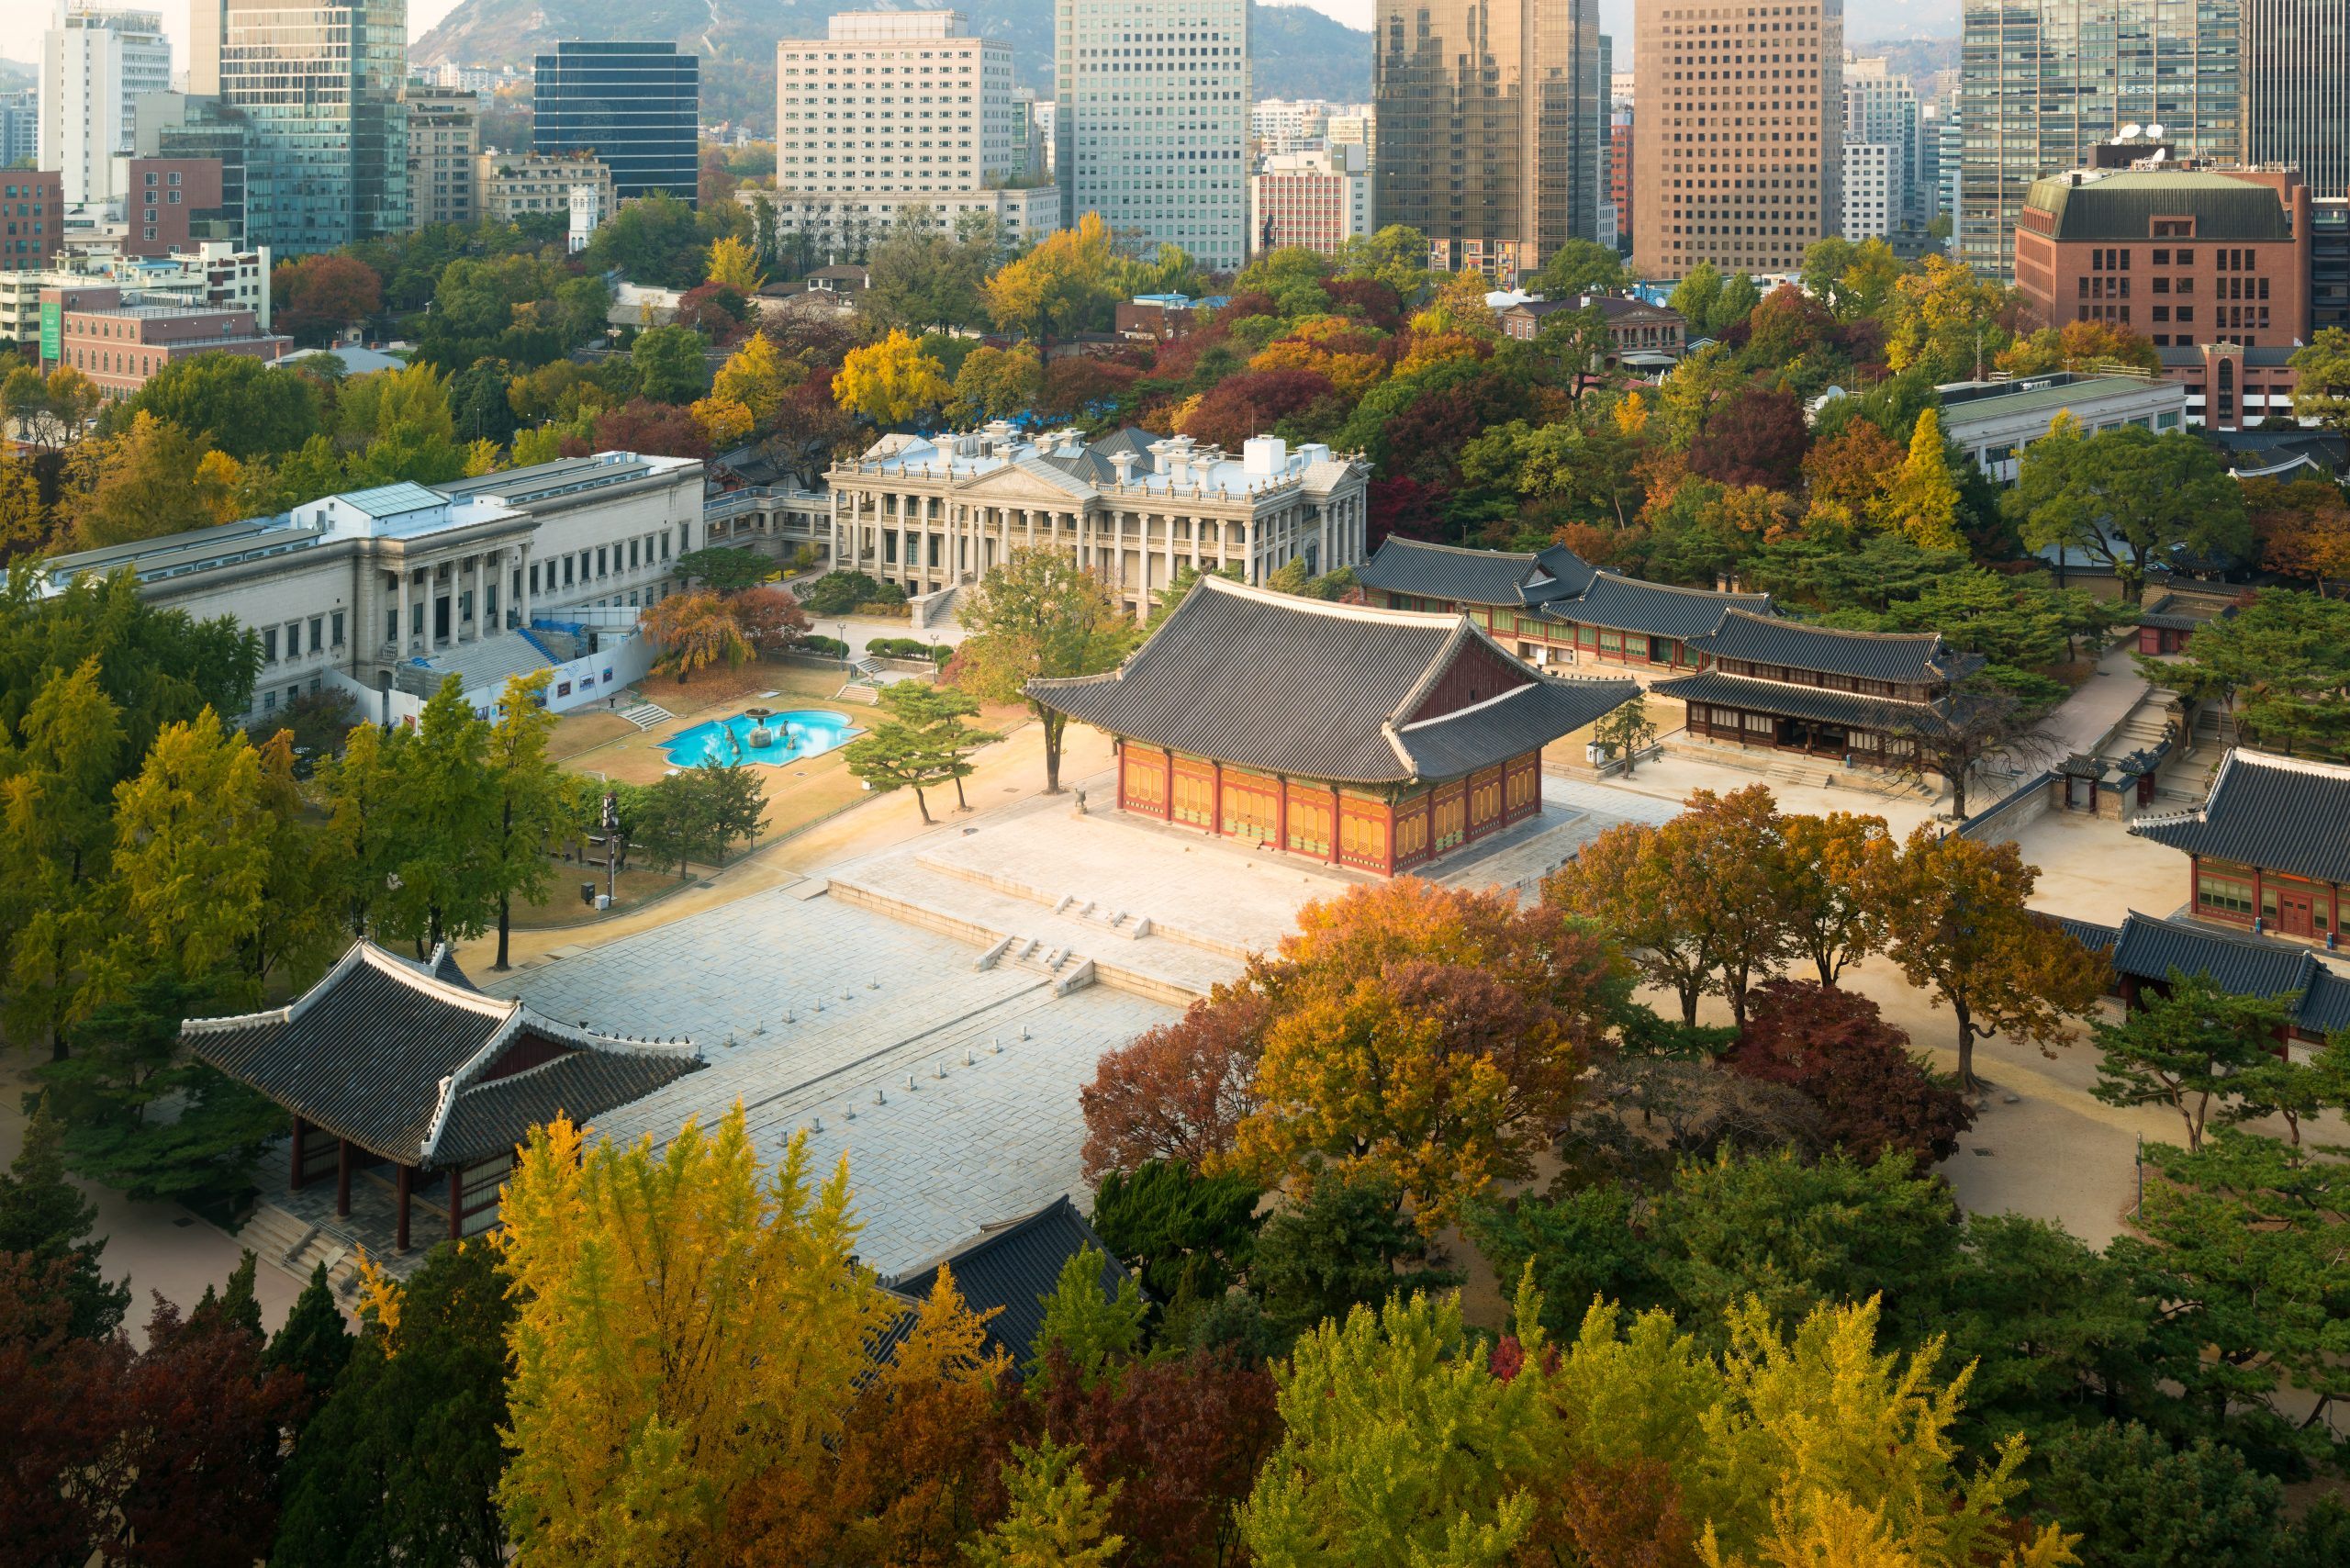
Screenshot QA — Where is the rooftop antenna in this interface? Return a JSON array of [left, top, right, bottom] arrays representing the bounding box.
[[2120, 123, 2143, 141]]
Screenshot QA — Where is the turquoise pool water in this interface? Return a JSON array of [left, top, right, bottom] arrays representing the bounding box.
[[663, 710, 858, 768]]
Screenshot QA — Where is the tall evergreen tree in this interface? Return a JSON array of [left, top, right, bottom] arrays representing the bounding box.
[[485, 672, 567, 970], [0, 1102, 129, 1338]]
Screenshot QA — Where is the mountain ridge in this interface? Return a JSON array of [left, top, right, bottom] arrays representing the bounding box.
[[412, 0, 1379, 130]]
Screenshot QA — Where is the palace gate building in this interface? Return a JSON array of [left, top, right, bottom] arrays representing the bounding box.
[[1027, 574, 1637, 875], [185, 941, 702, 1251]]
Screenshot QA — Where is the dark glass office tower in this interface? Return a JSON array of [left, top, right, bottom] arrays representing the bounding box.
[[533, 40, 700, 207], [1373, 0, 1606, 282], [194, 0, 410, 254]]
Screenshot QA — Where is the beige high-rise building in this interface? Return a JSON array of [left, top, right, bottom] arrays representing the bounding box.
[[1634, 1, 1843, 281], [402, 85, 478, 231], [1372, 0, 1605, 282]]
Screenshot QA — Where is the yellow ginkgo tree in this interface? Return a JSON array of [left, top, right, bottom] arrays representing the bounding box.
[[496, 1108, 890, 1567]]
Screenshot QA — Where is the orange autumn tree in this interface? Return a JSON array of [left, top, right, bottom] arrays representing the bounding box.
[[733, 1264, 1016, 1566], [1544, 786, 1793, 1025], [2244, 475, 2350, 598], [643, 589, 751, 683], [1882, 825, 2109, 1092], [1221, 879, 1628, 1230]]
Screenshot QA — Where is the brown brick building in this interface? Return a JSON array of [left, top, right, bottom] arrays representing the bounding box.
[[40, 282, 290, 398], [1634, 1, 1844, 280], [2, 172, 62, 271], [2014, 167, 2313, 431], [122, 158, 231, 258]]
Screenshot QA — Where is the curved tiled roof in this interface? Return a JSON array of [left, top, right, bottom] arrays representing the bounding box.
[[2086, 910, 2350, 1036], [1029, 575, 1635, 784], [1358, 536, 1773, 641], [2131, 749, 2350, 886], [1356, 536, 1546, 605], [1684, 610, 1979, 684], [1553, 573, 1774, 640], [186, 943, 702, 1171]]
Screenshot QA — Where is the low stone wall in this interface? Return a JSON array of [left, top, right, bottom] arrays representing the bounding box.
[[1957, 770, 2055, 844]]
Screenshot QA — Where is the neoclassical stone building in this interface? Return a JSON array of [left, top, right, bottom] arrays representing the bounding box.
[[826, 425, 1371, 620]]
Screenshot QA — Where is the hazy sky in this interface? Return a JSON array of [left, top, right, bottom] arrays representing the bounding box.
[[2, 0, 1383, 71]]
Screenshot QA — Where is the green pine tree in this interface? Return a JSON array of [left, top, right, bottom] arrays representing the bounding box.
[[962, 1437, 1125, 1568], [269, 1260, 354, 1409], [1027, 1244, 1144, 1389], [0, 1101, 129, 1338]]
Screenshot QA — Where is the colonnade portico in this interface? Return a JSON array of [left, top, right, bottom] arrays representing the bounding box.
[[380, 538, 532, 661]]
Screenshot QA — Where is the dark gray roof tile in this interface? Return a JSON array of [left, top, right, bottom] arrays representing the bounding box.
[[879, 1196, 1132, 1365], [187, 943, 701, 1171], [1653, 668, 1956, 731], [2131, 749, 2350, 885]]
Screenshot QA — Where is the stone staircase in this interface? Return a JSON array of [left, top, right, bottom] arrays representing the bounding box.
[[236, 1202, 365, 1301], [618, 699, 672, 731], [974, 933, 1097, 994]]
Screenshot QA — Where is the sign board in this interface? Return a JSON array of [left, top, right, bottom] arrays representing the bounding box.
[[38, 299, 60, 364]]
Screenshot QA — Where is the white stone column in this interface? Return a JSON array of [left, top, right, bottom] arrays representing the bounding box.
[[470, 554, 484, 640], [519, 544, 532, 629], [397, 567, 411, 655]]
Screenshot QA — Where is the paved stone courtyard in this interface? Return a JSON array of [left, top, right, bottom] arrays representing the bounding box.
[[482, 887, 1175, 1276], [466, 769, 1687, 1275]]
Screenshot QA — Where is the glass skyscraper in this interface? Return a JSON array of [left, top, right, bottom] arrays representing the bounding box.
[[1373, 0, 1606, 281], [2244, 1, 2350, 201], [533, 40, 700, 208], [193, 0, 409, 253], [1957, 1, 2242, 280]]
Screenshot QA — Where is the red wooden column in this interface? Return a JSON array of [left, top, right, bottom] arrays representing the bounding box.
[[395, 1164, 412, 1252], [448, 1168, 464, 1241], [289, 1116, 307, 1191], [335, 1137, 352, 1218], [1162, 748, 1175, 823], [1275, 777, 1288, 854]]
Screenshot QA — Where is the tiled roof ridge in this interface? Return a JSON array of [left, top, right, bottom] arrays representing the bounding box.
[[1396, 682, 1537, 733], [2224, 746, 2350, 783], [1720, 607, 1942, 646], [353, 942, 517, 1020], [1192, 570, 1463, 627], [2117, 908, 2321, 964], [1590, 569, 1772, 603], [1376, 535, 1539, 565]]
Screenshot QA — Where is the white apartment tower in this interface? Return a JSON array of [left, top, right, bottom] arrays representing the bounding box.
[[1840, 142, 1895, 241], [39, 3, 171, 209], [1057, 0, 1250, 272], [776, 11, 1018, 196], [1843, 57, 1922, 232]]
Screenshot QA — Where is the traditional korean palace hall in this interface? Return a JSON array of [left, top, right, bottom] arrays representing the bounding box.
[[1655, 611, 1984, 765], [185, 941, 704, 1252], [1028, 573, 1638, 876], [1355, 535, 1774, 672], [2132, 748, 2350, 946]]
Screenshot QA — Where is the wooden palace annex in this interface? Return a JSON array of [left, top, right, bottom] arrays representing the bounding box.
[[1027, 574, 1638, 875], [185, 940, 703, 1250], [1354, 535, 1774, 673], [1655, 610, 1984, 764]]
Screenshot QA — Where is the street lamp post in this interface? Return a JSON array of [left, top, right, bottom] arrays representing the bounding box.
[[602, 789, 622, 905]]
